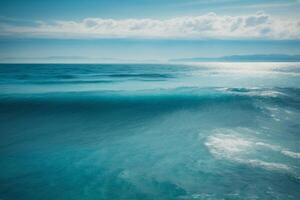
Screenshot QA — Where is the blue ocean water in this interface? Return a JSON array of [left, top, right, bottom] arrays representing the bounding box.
[[0, 63, 300, 200]]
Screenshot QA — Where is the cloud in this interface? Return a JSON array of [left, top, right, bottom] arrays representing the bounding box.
[[0, 12, 300, 40]]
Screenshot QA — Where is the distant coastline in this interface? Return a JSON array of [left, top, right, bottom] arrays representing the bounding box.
[[169, 54, 300, 62]]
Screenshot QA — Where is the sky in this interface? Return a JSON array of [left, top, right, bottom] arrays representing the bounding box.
[[0, 0, 300, 62]]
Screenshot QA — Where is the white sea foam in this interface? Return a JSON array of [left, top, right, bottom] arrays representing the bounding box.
[[256, 142, 300, 159], [245, 159, 291, 171], [281, 150, 300, 159], [205, 133, 252, 158], [204, 129, 295, 172], [240, 90, 285, 98], [255, 142, 280, 151], [219, 87, 286, 98], [258, 90, 285, 97], [265, 106, 279, 111]]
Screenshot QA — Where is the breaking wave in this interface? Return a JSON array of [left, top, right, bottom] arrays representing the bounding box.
[[205, 128, 299, 173]]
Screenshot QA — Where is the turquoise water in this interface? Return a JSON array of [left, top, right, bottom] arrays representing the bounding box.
[[0, 63, 300, 199]]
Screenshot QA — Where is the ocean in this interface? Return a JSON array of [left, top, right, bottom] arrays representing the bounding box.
[[0, 63, 300, 200]]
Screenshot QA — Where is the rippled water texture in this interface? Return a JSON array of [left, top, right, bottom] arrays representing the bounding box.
[[0, 63, 300, 199]]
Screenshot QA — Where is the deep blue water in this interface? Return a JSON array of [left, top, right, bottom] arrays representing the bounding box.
[[0, 63, 300, 200]]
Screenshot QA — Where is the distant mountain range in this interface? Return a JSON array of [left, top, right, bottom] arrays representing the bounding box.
[[169, 54, 300, 62]]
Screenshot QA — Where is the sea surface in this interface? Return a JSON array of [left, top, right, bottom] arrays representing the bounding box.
[[0, 63, 300, 200]]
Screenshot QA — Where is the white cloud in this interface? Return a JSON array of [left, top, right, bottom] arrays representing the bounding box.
[[0, 12, 300, 39]]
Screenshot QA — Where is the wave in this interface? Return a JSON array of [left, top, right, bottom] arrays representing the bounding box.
[[281, 150, 300, 159], [223, 87, 287, 98], [0, 87, 298, 114], [1, 86, 298, 96], [256, 142, 300, 159], [16, 73, 174, 80], [107, 73, 174, 79], [27, 80, 116, 84], [242, 159, 291, 171], [204, 128, 299, 173]]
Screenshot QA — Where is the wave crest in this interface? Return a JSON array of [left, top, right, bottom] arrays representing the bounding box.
[[204, 128, 298, 173]]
